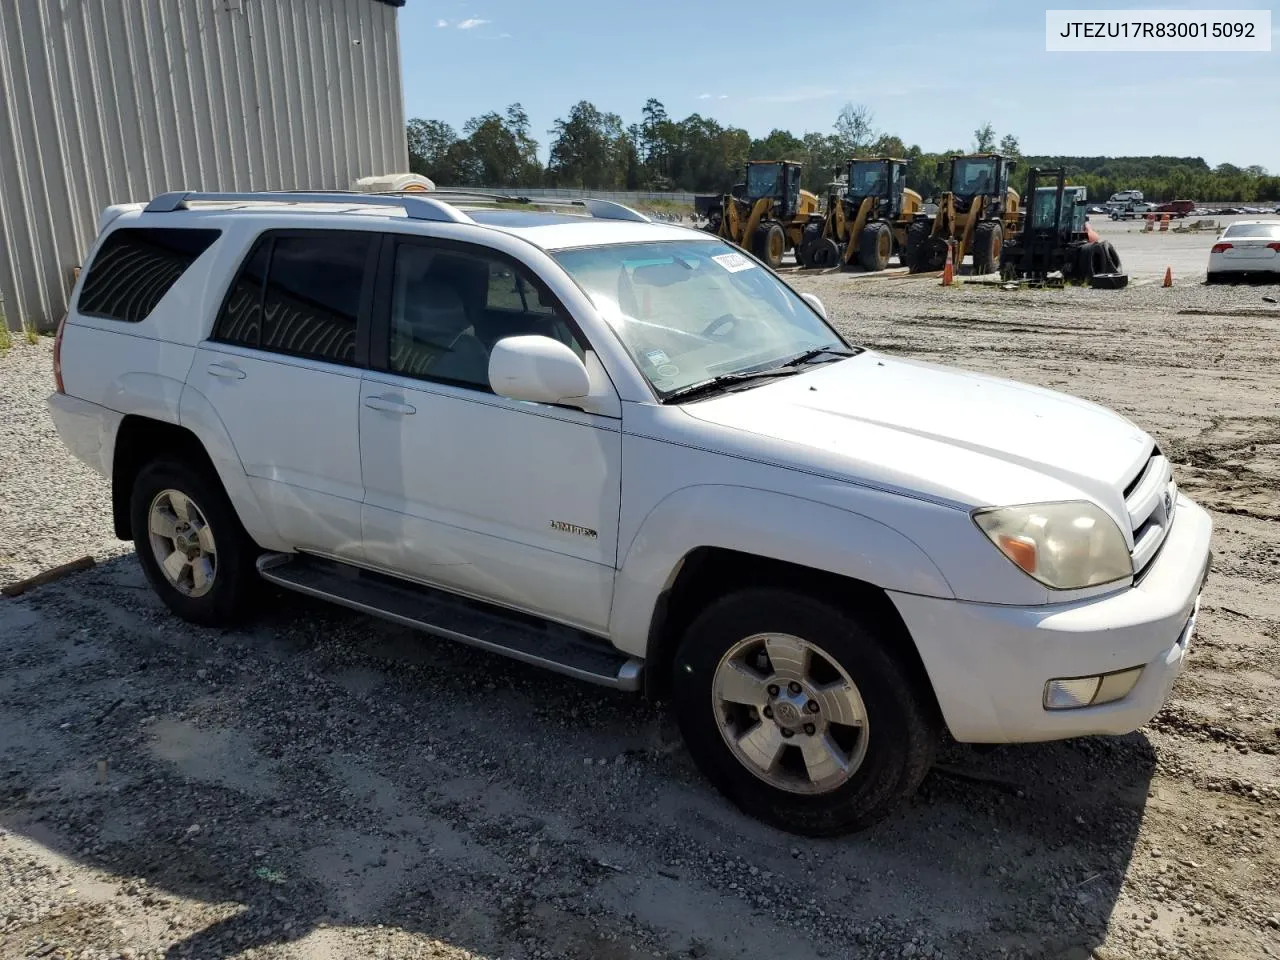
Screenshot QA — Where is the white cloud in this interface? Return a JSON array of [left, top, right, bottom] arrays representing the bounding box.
[[457, 18, 490, 29], [697, 93, 712, 100], [751, 86, 838, 104], [717, 94, 729, 99], [436, 18, 449, 27]]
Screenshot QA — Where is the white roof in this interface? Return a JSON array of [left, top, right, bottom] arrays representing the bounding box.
[[467, 212, 710, 250], [121, 193, 720, 253]]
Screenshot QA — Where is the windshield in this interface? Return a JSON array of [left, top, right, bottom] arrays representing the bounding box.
[[849, 161, 886, 197], [1030, 187, 1084, 230], [952, 158, 998, 195], [1222, 222, 1280, 239], [746, 164, 781, 200], [552, 239, 849, 399]]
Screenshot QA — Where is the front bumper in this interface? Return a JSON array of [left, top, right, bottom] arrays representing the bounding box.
[[890, 494, 1213, 743]]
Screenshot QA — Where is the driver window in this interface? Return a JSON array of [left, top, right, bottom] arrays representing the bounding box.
[[389, 244, 587, 388]]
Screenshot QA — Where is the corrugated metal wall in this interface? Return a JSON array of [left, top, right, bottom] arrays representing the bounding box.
[[0, 0, 408, 333]]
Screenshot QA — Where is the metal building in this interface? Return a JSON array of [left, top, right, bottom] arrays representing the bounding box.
[[0, 0, 409, 333]]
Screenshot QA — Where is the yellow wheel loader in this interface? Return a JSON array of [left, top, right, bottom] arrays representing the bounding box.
[[905, 154, 1020, 275], [800, 158, 922, 271], [700, 161, 821, 268]]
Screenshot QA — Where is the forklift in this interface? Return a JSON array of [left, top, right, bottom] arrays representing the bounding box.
[[1000, 167, 1126, 288], [699, 160, 821, 268], [802, 157, 923, 270], [906, 153, 1020, 275]]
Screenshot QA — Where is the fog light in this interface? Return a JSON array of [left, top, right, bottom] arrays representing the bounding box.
[[1094, 667, 1143, 705], [1044, 676, 1101, 709], [1044, 667, 1143, 710]]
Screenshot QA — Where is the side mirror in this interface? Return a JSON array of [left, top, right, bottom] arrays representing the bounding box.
[[489, 336, 590, 406], [800, 292, 827, 319]]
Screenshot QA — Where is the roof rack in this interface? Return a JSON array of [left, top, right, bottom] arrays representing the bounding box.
[[144, 190, 473, 223], [143, 190, 651, 224], [421, 190, 651, 223]]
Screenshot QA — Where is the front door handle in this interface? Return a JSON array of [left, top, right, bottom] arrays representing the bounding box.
[[207, 363, 246, 380], [364, 395, 416, 415]]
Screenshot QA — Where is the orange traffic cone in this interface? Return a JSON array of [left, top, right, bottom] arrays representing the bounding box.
[[1163, 266, 1173, 287], [942, 242, 954, 286]]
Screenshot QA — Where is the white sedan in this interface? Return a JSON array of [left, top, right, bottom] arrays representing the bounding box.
[[1208, 220, 1280, 282]]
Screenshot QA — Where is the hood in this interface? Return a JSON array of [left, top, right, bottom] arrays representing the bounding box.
[[680, 352, 1153, 515]]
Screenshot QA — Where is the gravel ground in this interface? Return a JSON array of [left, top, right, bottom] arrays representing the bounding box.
[[2, 271, 1279, 960]]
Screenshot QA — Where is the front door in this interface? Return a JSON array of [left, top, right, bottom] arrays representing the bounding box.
[[188, 229, 378, 560], [358, 237, 622, 634]]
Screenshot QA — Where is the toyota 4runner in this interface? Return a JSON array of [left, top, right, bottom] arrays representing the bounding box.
[[49, 190, 1212, 836]]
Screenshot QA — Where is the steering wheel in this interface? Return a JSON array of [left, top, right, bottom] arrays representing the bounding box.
[[701, 313, 741, 339]]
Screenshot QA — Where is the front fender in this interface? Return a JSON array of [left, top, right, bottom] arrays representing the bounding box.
[[608, 485, 955, 658]]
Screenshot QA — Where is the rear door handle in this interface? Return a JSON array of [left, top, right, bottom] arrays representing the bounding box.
[[364, 395, 416, 415], [207, 363, 246, 380]]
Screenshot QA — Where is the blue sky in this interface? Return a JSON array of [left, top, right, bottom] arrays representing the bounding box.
[[399, 0, 1279, 171]]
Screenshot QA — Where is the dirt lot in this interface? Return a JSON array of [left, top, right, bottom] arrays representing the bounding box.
[[2, 260, 1279, 960]]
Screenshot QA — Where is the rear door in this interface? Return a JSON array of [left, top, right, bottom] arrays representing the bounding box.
[[187, 230, 378, 560]]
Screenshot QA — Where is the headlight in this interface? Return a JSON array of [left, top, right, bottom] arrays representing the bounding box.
[[973, 501, 1132, 590]]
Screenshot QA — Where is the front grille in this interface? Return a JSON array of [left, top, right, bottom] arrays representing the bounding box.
[[1122, 449, 1175, 578]]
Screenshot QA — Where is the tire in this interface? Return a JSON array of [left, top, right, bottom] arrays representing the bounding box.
[[808, 237, 840, 269], [1102, 240, 1122, 273], [857, 221, 893, 272], [970, 221, 1003, 276], [1205, 272, 1225, 285], [671, 589, 940, 836], [1089, 272, 1129, 290], [129, 456, 261, 626], [753, 222, 786, 268], [1075, 242, 1105, 280], [904, 220, 933, 273], [797, 223, 823, 268]]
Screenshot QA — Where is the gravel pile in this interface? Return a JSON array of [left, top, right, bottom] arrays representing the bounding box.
[[0, 340, 129, 589]]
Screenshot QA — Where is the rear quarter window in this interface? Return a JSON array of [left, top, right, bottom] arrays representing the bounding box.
[[77, 227, 221, 322]]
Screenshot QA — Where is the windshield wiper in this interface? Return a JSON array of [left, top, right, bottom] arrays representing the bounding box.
[[778, 346, 858, 367], [661, 367, 802, 404]]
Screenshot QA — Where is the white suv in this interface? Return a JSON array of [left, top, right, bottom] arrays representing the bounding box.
[[49, 190, 1212, 836]]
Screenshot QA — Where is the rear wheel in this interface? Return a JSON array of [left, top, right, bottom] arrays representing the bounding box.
[[857, 222, 893, 272], [753, 222, 786, 268], [672, 589, 939, 836], [130, 457, 260, 626], [971, 221, 1003, 275]]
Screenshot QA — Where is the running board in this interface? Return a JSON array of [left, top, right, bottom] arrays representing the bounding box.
[[256, 553, 642, 691]]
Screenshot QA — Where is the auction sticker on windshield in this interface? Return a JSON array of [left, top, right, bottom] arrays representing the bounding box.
[[711, 252, 755, 273]]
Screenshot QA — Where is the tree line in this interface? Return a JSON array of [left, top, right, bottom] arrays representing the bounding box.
[[407, 100, 1280, 203]]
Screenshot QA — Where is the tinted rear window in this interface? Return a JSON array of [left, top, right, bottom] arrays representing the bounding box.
[[78, 227, 220, 322], [1222, 222, 1280, 239]]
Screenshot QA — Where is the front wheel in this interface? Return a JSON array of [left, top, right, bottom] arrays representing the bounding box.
[[130, 457, 261, 626], [857, 221, 893, 272], [672, 590, 940, 836], [753, 222, 787, 268], [971, 221, 1003, 275]]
